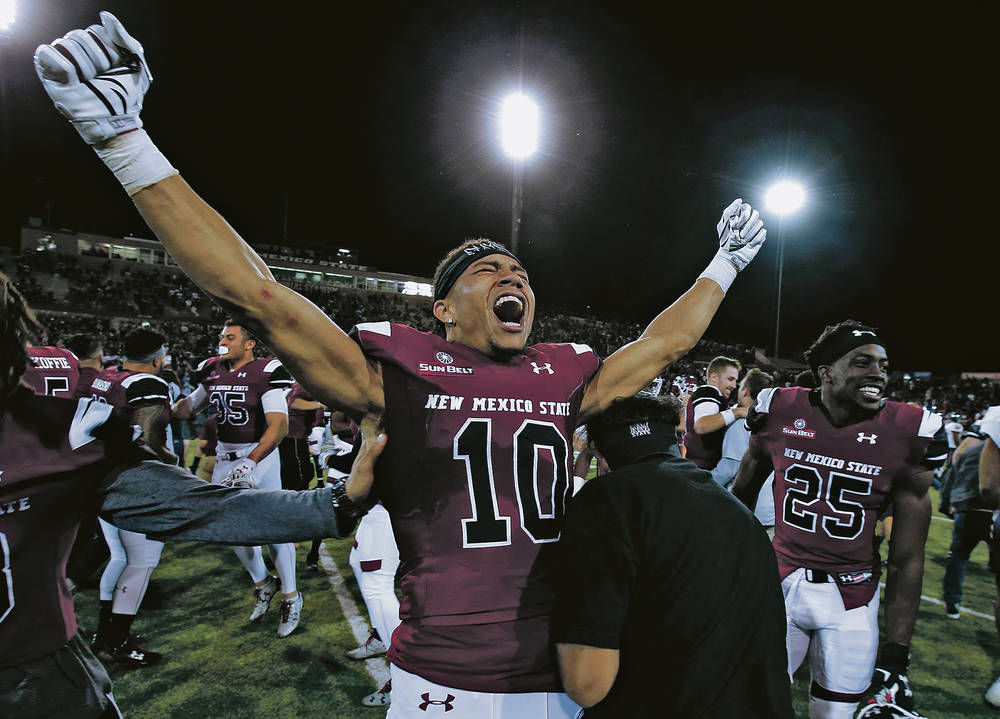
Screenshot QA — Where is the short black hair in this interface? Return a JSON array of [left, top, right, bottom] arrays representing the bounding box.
[[222, 319, 256, 344], [587, 394, 681, 440], [123, 328, 166, 362], [793, 369, 817, 389], [743, 367, 773, 401], [803, 319, 878, 375], [65, 334, 102, 361]]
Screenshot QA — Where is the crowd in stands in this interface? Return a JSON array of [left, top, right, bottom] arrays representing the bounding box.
[[6, 248, 998, 426]]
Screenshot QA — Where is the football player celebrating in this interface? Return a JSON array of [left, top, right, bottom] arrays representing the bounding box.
[[34, 14, 767, 718], [23, 342, 80, 397], [0, 269, 384, 718], [733, 320, 948, 719], [682, 355, 743, 469], [173, 321, 302, 637]]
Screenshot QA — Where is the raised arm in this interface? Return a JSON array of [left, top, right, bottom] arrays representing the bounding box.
[[34, 12, 382, 416], [579, 200, 766, 420]]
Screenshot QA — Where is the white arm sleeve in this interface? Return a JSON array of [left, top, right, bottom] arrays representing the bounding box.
[[693, 401, 722, 424], [261, 388, 290, 416]]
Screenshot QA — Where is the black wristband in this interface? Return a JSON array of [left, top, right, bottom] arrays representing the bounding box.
[[329, 480, 365, 521], [878, 642, 910, 675]]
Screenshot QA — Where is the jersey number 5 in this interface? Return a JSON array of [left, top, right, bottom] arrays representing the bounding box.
[[455, 418, 569, 548], [783, 463, 873, 540]]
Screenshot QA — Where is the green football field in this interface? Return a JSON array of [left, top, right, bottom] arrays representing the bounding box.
[[72, 488, 1000, 718]]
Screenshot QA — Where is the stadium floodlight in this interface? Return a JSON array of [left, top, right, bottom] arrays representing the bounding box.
[[0, 0, 14, 32], [500, 93, 539, 160], [764, 180, 806, 217]]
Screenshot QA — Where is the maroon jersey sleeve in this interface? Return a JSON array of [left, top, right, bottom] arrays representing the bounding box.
[[22, 346, 80, 397], [285, 381, 317, 439], [352, 322, 601, 691]]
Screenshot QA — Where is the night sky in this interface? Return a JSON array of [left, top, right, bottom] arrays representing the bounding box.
[[2, 2, 989, 372]]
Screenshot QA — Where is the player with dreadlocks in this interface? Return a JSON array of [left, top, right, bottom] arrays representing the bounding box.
[[0, 268, 384, 718]]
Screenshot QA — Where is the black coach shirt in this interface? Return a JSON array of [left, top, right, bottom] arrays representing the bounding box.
[[551, 454, 793, 718]]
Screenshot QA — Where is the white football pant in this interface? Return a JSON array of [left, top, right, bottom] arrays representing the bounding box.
[[349, 503, 401, 647], [98, 518, 164, 615], [782, 568, 879, 719]]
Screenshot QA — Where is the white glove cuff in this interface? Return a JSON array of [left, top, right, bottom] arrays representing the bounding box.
[[94, 129, 178, 196], [698, 252, 739, 294]]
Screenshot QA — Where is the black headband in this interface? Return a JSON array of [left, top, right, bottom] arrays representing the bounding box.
[[811, 328, 886, 372], [591, 419, 679, 471], [434, 240, 521, 301]]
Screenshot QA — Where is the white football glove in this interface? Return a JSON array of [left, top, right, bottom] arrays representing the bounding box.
[[34, 11, 151, 145], [221, 458, 258, 489], [715, 198, 767, 271]]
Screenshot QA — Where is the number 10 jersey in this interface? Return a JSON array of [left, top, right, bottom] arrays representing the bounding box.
[[354, 322, 600, 692]]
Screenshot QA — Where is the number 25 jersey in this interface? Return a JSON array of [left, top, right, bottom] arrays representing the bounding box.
[[354, 322, 600, 692], [748, 388, 946, 596]]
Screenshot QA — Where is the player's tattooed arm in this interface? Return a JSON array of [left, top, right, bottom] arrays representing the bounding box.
[[133, 403, 178, 465], [731, 436, 773, 509], [883, 469, 934, 646]]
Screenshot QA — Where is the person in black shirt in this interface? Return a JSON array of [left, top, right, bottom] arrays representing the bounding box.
[[552, 394, 793, 718]]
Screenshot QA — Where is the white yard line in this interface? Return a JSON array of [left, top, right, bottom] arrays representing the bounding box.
[[878, 582, 994, 621], [318, 542, 391, 687]]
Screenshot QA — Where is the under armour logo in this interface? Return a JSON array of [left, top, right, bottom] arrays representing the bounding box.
[[852, 330, 876, 338], [531, 362, 554, 375], [857, 432, 878, 444], [629, 422, 651, 437], [419, 693, 456, 712], [237, 372, 247, 378]]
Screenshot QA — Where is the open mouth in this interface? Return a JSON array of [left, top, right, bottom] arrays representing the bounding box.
[[493, 294, 525, 329], [859, 384, 883, 401]]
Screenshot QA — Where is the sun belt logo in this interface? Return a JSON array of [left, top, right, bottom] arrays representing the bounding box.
[[857, 432, 878, 444], [782, 418, 816, 439], [418, 354, 474, 376], [531, 361, 554, 375], [419, 693, 456, 712]]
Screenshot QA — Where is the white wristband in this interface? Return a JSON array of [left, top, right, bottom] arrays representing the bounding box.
[[721, 408, 736, 426], [698, 252, 739, 294], [94, 129, 178, 196]]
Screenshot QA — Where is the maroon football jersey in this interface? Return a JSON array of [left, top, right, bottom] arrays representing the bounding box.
[[74, 366, 102, 398], [286, 382, 318, 440], [80, 366, 172, 451], [683, 384, 727, 469], [354, 322, 601, 692], [0, 388, 148, 667], [22, 346, 80, 397], [196, 356, 293, 444], [748, 387, 946, 608]]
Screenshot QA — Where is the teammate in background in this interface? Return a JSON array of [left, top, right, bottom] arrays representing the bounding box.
[[35, 16, 768, 717], [172, 320, 301, 637], [709, 368, 776, 534], [553, 395, 793, 717], [682, 356, 743, 469], [84, 328, 176, 666], [280, 381, 323, 491], [188, 413, 219, 482], [944, 414, 964, 463], [23, 342, 80, 396], [0, 270, 383, 718], [160, 366, 186, 460], [66, 333, 104, 390], [320, 419, 401, 708], [733, 320, 948, 718], [304, 409, 354, 570], [975, 407, 1000, 707]]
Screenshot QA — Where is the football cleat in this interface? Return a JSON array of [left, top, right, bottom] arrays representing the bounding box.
[[945, 602, 961, 619], [91, 638, 162, 668], [276, 592, 303, 638], [361, 679, 391, 707], [347, 630, 387, 660], [249, 575, 280, 622]]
